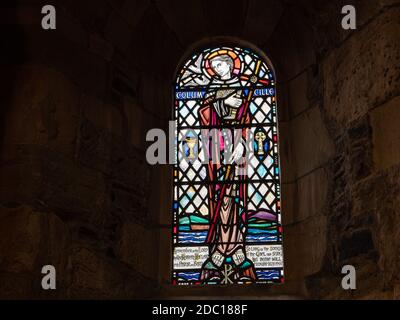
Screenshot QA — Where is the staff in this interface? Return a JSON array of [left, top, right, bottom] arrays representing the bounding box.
[[206, 60, 263, 243]]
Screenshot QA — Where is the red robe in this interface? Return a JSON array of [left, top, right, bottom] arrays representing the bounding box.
[[198, 92, 251, 252]]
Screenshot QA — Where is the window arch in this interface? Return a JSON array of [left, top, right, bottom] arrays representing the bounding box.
[[172, 45, 284, 285]]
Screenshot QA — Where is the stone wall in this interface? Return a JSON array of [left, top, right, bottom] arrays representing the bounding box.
[[305, 3, 400, 299], [0, 0, 399, 299], [0, 1, 170, 299]]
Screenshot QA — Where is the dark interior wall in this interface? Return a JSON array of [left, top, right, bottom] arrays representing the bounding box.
[[0, 0, 399, 299]]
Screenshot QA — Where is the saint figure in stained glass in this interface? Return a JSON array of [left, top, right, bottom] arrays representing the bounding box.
[[198, 51, 256, 282], [172, 45, 284, 286]]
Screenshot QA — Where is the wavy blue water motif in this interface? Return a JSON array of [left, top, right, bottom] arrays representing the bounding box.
[[178, 230, 277, 243], [246, 234, 277, 242], [178, 231, 208, 243], [178, 272, 201, 281], [178, 271, 280, 281], [256, 270, 280, 280]]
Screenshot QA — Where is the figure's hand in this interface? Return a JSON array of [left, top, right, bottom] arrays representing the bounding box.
[[224, 95, 242, 108], [229, 142, 245, 164]]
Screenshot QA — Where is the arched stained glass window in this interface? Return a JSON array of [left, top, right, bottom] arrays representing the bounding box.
[[172, 45, 284, 285]]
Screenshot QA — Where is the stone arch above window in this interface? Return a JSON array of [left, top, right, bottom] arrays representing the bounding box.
[[172, 44, 284, 285]]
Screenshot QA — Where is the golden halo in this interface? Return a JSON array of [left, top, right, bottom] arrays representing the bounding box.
[[204, 49, 242, 78]]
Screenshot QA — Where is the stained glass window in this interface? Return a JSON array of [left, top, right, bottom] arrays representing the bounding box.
[[172, 46, 284, 285]]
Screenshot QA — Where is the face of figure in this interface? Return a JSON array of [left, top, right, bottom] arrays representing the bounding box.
[[211, 59, 232, 79]]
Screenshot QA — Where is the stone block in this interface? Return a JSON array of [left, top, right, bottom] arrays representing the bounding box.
[[281, 182, 296, 226], [157, 227, 171, 284], [80, 93, 124, 138], [288, 70, 310, 118], [0, 145, 107, 224], [20, 26, 109, 97], [123, 97, 161, 150], [149, 165, 173, 225], [0, 206, 43, 273], [3, 66, 80, 156], [276, 82, 290, 122], [296, 167, 330, 223], [37, 150, 107, 224], [338, 229, 375, 261], [116, 223, 159, 279], [291, 107, 335, 177], [138, 74, 170, 120], [0, 206, 69, 297], [347, 116, 373, 181], [279, 122, 296, 183], [323, 7, 400, 130], [370, 96, 400, 170], [0, 147, 42, 204], [283, 214, 327, 280], [69, 246, 155, 299]]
